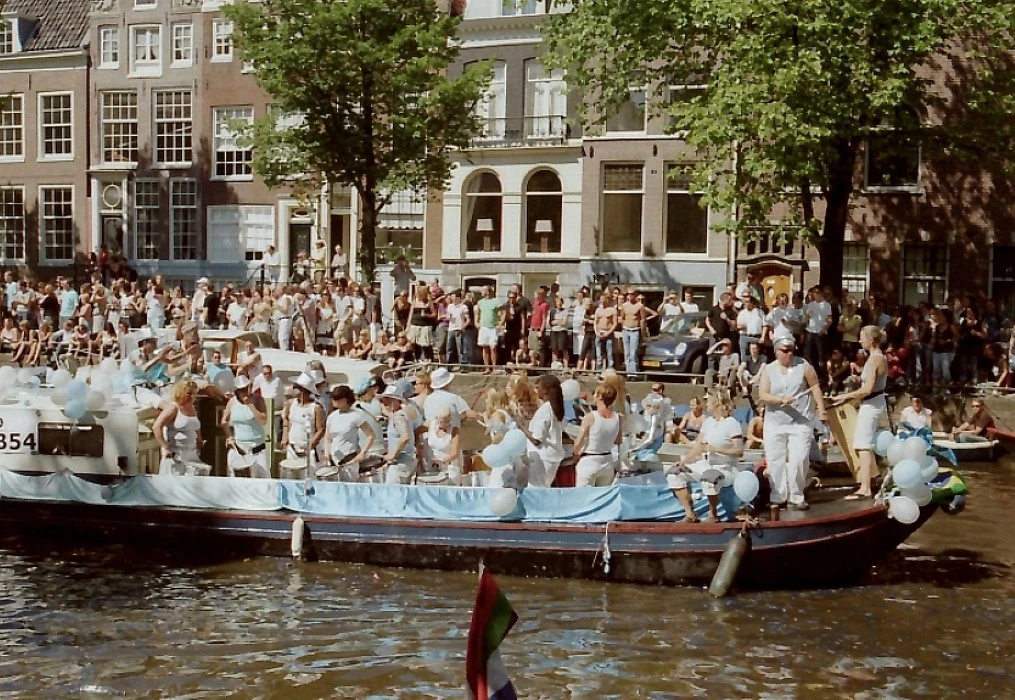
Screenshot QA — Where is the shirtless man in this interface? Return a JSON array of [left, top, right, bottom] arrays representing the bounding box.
[[620, 288, 650, 375], [594, 293, 618, 371]]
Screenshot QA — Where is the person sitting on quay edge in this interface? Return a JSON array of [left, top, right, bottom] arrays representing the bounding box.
[[952, 398, 995, 443]]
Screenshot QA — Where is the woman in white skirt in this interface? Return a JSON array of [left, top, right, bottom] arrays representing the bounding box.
[[153, 380, 210, 475], [835, 325, 888, 499], [221, 376, 270, 478], [519, 375, 566, 488], [572, 382, 623, 487]]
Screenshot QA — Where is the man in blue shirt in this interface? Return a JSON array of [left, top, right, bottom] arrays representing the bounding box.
[[58, 278, 79, 327]]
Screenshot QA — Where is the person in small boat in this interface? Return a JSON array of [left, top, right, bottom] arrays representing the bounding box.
[[759, 336, 827, 511], [379, 385, 417, 484], [666, 393, 744, 523], [952, 399, 995, 443], [325, 385, 376, 481], [834, 325, 888, 500], [425, 408, 464, 483], [517, 374, 566, 488], [220, 376, 269, 478], [280, 372, 326, 470], [671, 396, 705, 444], [746, 405, 765, 449], [154, 380, 209, 475], [572, 382, 623, 487], [899, 396, 933, 431]]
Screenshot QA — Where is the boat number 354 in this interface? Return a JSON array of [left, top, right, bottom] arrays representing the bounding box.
[[0, 432, 37, 452]]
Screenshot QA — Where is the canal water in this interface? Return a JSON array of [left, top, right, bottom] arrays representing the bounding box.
[[0, 464, 1012, 698]]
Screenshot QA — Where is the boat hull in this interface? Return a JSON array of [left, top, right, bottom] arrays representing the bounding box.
[[0, 497, 931, 589]]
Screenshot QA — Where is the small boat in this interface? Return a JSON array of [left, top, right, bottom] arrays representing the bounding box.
[[931, 432, 1000, 463]]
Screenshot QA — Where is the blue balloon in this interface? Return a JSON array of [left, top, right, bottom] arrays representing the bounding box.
[[892, 458, 924, 489], [63, 398, 86, 422], [482, 443, 512, 469], [500, 429, 528, 458], [733, 470, 760, 503], [65, 379, 88, 401], [874, 430, 895, 457]]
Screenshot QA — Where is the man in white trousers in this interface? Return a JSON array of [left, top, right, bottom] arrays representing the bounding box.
[[758, 336, 827, 510]]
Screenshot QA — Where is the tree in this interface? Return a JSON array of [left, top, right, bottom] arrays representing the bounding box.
[[544, 0, 1015, 288], [226, 0, 490, 283]]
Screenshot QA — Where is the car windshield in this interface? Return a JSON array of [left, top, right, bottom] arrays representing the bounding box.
[[662, 311, 707, 336]]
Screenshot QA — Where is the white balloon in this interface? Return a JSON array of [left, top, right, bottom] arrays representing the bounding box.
[[500, 429, 528, 458], [85, 390, 107, 412], [51, 368, 72, 388], [888, 495, 921, 524], [561, 379, 581, 402], [874, 430, 895, 457], [100, 357, 119, 375], [482, 443, 512, 469], [65, 378, 89, 401], [17, 368, 33, 386], [733, 470, 760, 503], [0, 366, 15, 387], [488, 487, 518, 516], [91, 376, 114, 397], [51, 388, 68, 407], [63, 398, 86, 422], [901, 484, 934, 507], [45, 368, 56, 385], [892, 459, 924, 489], [901, 436, 929, 461], [886, 438, 908, 467], [919, 457, 939, 481]]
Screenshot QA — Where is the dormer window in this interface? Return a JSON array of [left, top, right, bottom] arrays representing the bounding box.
[[0, 19, 13, 55]]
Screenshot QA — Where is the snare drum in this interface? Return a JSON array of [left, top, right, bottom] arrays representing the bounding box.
[[280, 458, 308, 480], [232, 463, 252, 478], [315, 466, 340, 482]]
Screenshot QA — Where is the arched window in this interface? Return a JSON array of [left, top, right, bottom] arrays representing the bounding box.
[[464, 172, 502, 252], [524, 169, 562, 253]]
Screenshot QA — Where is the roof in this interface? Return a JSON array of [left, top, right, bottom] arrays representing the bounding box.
[[3, 0, 89, 53]]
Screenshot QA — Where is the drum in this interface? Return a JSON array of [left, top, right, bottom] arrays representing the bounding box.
[[315, 466, 340, 482], [417, 472, 449, 486], [232, 463, 252, 478], [280, 458, 308, 480], [186, 463, 211, 477]]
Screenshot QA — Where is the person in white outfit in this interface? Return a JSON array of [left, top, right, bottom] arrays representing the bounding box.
[[834, 325, 888, 499], [426, 409, 464, 484], [518, 374, 567, 488], [281, 372, 325, 471], [153, 380, 209, 475], [325, 385, 376, 481], [899, 395, 932, 431], [275, 287, 295, 350], [220, 376, 270, 478], [379, 385, 417, 484], [666, 394, 743, 522], [759, 336, 827, 510], [573, 382, 623, 487]]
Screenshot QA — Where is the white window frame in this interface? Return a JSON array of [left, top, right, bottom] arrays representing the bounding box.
[[170, 178, 198, 261], [38, 92, 74, 162], [664, 164, 709, 256], [153, 89, 193, 167], [98, 27, 119, 69], [0, 186, 26, 263], [0, 19, 14, 55], [474, 61, 506, 140], [0, 93, 24, 162], [100, 91, 139, 166], [171, 23, 193, 67], [667, 84, 706, 135], [39, 185, 75, 265], [134, 0, 158, 9], [900, 243, 948, 307], [842, 242, 870, 299], [212, 19, 234, 62], [129, 25, 162, 78], [212, 106, 254, 181], [600, 163, 644, 255], [502, 0, 541, 15], [132, 179, 161, 261], [524, 60, 567, 138], [463, 172, 503, 254], [207, 205, 275, 263]]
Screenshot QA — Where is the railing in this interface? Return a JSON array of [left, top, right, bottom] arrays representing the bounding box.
[[471, 116, 570, 147]]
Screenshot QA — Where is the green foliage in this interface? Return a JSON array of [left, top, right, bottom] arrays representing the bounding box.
[[545, 0, 1015, 283], [225, 0, 490, 282]]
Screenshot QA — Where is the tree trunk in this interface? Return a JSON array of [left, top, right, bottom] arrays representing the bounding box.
[[818, 142, 858, 291], [359, 189, 378, 284]]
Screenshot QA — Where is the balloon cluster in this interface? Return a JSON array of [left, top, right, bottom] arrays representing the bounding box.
[[873, 429, 936, 524], [48, 361, 124, 421], [481, 429, 527, 470]]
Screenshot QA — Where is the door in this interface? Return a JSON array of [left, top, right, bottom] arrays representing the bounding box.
[[101, 215, 124, 256], [289, 222, 312, 279]]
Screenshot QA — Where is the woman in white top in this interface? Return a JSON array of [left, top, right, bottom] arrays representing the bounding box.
[[220, 376, 269, 478], [519, 375, 566, 488], [573, 382, 623, 487], [153, 380, 209, 475], [227, 295, 249, 330], [281, 373, 326, 469], [379, 386, 416, 484], [482, 389, 518, 488], [316, 294, 337, 354], [427, 409, 463, 484], [759, 336, 827, 510], [835, 325, 888, 499], [146, 285, 166, 331], [666, 394, 743, 522], [325, 385, 376, 481]]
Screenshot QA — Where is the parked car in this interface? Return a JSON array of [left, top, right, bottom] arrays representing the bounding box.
[[640, 311, 712, 376]]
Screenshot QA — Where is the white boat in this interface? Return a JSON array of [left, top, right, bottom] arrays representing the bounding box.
[[931, 432, 1000, 463]]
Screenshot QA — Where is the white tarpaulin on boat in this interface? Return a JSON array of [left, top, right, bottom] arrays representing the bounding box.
[[0, 470, 282, 511]]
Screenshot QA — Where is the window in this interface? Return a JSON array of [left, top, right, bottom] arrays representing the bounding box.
[[842, 242, 870, 299], [208, 205, 275, 263], [667, 84, 706, 131], [0, 20, 12, 55], [377, 189, 424, 264], [40, 186, 75, 263], [170, 179, 198, 260], [605, 88, 646, 133], [154, 90, 192, 165], [212, 19, 233, 62], [213, 106, 254, 179], [665, 165, 708, 254], [463, 172, 503, 253], [601, 164, 643, 253], [502, 0, 541, 15], [474, 61, 506, 139], [524, 60, 567, 138], [130, 25, 161, 76], [99, 27, 119, 68], [0, 94, 24, 160], [0, 187, 25, 262], [866, 135, 920, 189], [134, 0, 158, 8], [901, 243, 947, 306], [39, 93, 73, 160], [100, 91, 139, 164], [133, 180, 160, 260], [171, 23, 193, 66], [990, 245, 1015, 316], [524, 169, 562, 253]]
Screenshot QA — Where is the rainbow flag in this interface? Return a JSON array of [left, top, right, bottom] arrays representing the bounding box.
[[466, 569, 518, 700]]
